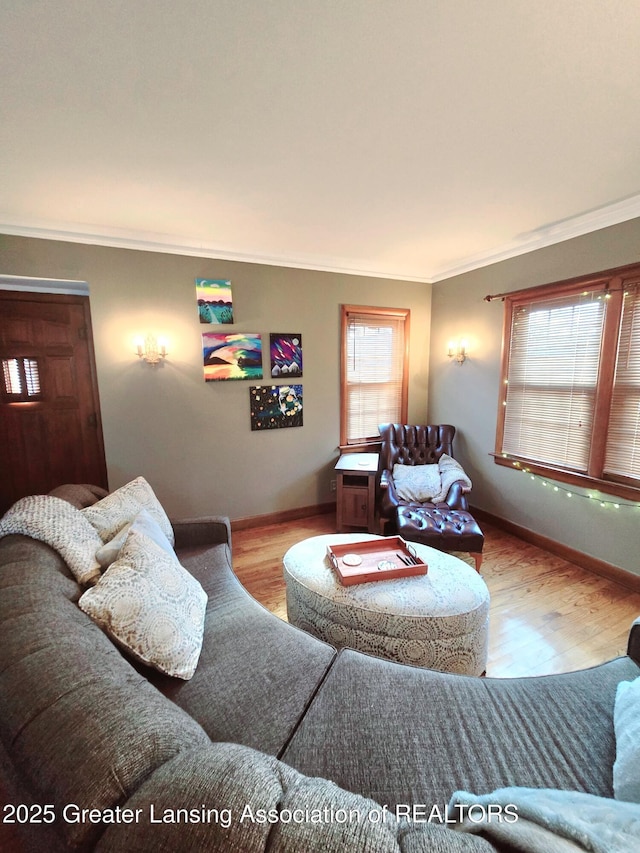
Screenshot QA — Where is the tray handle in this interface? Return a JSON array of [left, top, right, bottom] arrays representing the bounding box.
[[326, 549, 339, 570], [406, 542, 419, 563]]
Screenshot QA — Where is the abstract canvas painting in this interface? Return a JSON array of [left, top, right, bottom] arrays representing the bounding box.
[[196, 279, 234, 324], [250, 385, 303, 430], [202, 333, 262, 381], [270, 333, 302, 377]]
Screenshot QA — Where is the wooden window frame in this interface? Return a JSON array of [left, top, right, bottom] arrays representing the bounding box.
[[494, 262, 640, 502], [340, 304, 410, 450]]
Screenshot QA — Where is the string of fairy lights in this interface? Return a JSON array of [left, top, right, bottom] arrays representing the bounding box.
[[505, 459, 640, 511]]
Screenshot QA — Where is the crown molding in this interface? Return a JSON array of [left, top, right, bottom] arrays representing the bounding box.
[[429, 194, 640, 282], [3, 193, 640, 286], [0, 221, 432, 283]]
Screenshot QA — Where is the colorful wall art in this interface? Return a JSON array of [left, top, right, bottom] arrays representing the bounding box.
[[203, 332, 263, 381], [270, 333, 303, 377], [196, 278, 234, 324], [250, 385, 303, 430]]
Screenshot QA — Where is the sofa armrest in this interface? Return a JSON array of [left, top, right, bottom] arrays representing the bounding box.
[[47, 483, 109, 509], [379, 469, 400, 519], [627, 617, 640, 666], [171, 515, 231, 551], [96, 742, 494, 853]]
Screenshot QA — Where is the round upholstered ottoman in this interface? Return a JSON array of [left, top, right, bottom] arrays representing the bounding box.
[[283, 534, 489, 675]]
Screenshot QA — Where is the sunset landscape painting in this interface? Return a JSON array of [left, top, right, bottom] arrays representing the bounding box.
[[196, 278, 234, 324], [202, 332, 263, 381]]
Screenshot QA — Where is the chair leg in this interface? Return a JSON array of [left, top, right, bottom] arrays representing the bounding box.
[[472, 553, 483, 573]]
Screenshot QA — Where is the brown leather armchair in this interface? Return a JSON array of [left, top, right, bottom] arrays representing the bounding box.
[[377, 423, 469, 532]]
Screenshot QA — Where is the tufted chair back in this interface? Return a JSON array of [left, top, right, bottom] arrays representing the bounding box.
[[378, 423, 455, 471], [377, 423, 467, 532]]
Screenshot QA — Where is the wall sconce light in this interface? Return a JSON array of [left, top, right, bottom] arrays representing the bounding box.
[[447, 339, 468, 364], [135, 334, 168, 365]]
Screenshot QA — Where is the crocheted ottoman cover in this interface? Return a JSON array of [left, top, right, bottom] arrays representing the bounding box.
[[283, 534, 489, 676]]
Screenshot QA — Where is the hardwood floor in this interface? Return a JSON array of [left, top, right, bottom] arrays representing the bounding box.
[[233, 512, 640, 678]]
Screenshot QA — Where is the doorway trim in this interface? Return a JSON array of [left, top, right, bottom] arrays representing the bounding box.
[[0, 274, 89, 296]]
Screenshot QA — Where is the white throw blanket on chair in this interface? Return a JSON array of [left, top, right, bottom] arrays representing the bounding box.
[[436, 454, 472, 503], [393, 454, 472, 503]]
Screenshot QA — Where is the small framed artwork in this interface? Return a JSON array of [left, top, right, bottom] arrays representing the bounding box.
[[250, 385, 303, 430], [202, 332, 262, 381], [270, 333, 302, 377], [196, 279, 234, 324]]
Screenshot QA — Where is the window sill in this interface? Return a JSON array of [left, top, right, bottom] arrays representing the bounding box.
[[492, 453, 640, 503], [339, 440, 382, 454]]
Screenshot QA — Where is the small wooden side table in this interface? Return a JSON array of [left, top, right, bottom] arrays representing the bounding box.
[[335, 453, 379, 533]]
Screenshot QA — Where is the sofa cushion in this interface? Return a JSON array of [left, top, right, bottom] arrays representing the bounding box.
[[282, 648, 640, 808], [82, 475, 174, 545], [146, 543, 337, 757], [80, 529, 207, 679], [0, 494, 102, 585], [613, 676, 640, 802]]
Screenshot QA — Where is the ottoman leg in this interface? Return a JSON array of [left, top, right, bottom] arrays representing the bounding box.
[[473, 552, 483, 573]]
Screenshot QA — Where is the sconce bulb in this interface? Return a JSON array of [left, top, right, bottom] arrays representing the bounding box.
[[447, 338, 468, 364], [135, 334, 168, 365]]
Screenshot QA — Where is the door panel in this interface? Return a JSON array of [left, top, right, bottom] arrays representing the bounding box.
[[0, 291, 108, 513], [49, 356, 76, 399]]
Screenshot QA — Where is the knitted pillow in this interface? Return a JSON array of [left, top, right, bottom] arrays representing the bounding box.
[[82, 476, 174, 545], [392, 464, 442, 502], [95, 508, 173, 569], [79, 528, 207, 680]]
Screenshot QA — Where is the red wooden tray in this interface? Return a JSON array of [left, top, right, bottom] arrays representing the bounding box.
[[326, 536, 427, 586]]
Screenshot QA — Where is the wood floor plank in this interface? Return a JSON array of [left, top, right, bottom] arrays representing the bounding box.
[[232, 514, 640, 678]]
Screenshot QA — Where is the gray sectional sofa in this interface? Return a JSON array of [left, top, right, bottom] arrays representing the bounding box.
[[1, 483, 639, 852]]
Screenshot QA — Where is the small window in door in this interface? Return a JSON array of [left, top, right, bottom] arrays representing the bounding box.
[[1, 357, 42, 401]]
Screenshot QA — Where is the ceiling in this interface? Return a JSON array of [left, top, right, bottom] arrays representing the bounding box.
[[3, 0, 640, 283]]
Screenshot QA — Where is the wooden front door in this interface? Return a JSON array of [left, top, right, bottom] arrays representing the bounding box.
[[0, 291, 108, 514]]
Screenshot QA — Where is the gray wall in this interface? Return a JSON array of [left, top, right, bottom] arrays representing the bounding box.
[[0, 235, 431, 519], [428, 218, 640, 576], [4, 221, 640, 574]]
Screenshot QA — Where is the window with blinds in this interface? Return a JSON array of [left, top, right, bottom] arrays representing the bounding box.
[[340, 306, 409, 446], [604, 283, 640, 481], [495, 264, 640, 499], [502, 290, 605, 472], [1, 357, 41, 401]]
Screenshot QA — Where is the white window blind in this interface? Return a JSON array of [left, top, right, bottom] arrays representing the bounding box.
[[2, 357, 41, 400], [604, 283, 640, 480], [344, 309, 408, 444], [502, 290, 605, 472], [2, 359, 22, 395]]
